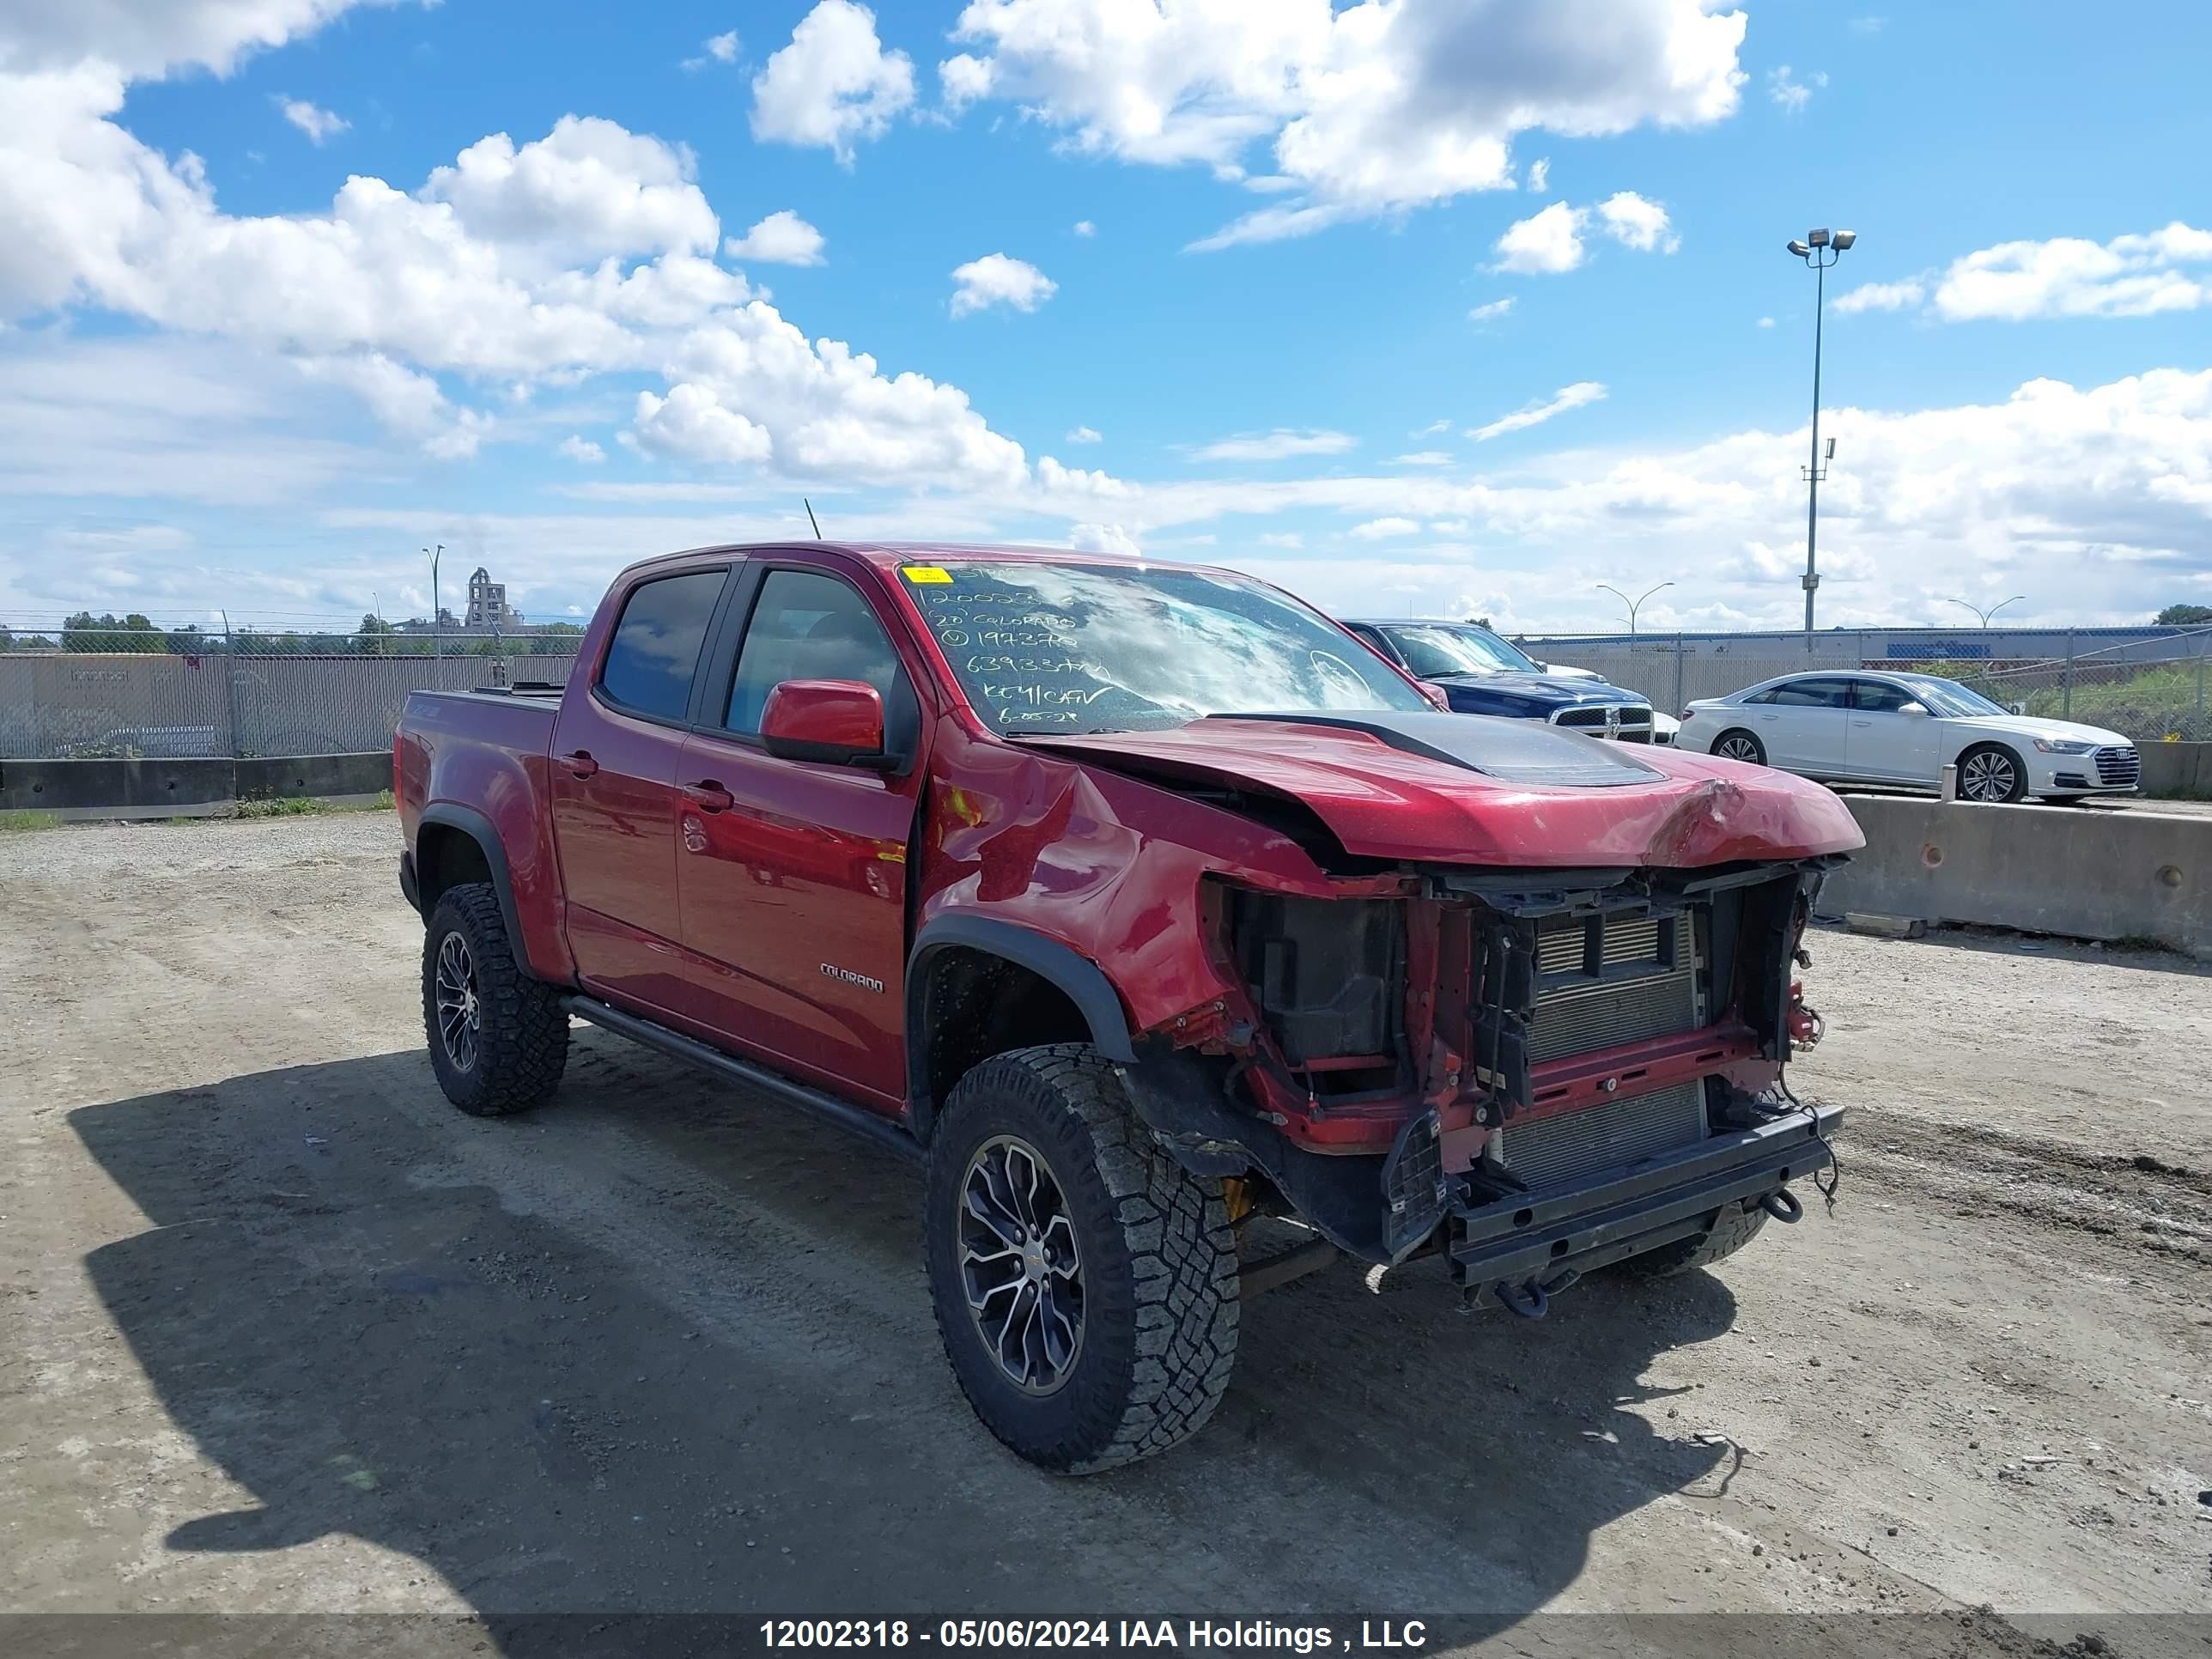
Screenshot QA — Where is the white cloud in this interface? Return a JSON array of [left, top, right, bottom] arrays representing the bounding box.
[[277, 97, 347, 143], [558, 434, 605, 464], [950, 252, 1055, 316], [1492, 201, 1588, 273], [1849, 16, 1886, 34], [1468, 380, 1607, 441], [0, 7, 1037, 500], [1350, 516, 1420, 540], [1256, 532, 1304, 549], [1766, 65, 1826, 112], [1832, 223, 2212, 323], [1394, 451, 1452, 466], [1073, 219, 1096, 237], [0, 0, 406, 78], [1066, 424, 1102, 443], [750, 0, 915, 164], [1936, 224, 2212, 320], [945, 0, 1747, 244], [726, 209, 826, 266], [1194, 428, 1355, 462], [1068, 522, 1141, 556], [1832, 279, 1924, 314], [1413, 417, 1451, 437], [1492, 193, 1674, 273], [1756, 314, 1776, 328], [1468, 296, 1514, 323], [1595, 190, 1677, 253], [1526, 157, 1550, 194], [706, 30, 740, 63]]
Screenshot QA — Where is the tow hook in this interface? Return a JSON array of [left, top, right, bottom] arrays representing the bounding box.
[[1760, 1188, 1805, 1224], [1492, 1266, 1582, 1321]]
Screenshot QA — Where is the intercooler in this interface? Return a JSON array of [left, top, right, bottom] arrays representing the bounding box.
[[1489, 910, 1709, 1193]]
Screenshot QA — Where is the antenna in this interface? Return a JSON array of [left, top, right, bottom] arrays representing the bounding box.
[[804, 498, 823, 538]]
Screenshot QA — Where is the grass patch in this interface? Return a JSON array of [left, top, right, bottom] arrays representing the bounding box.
[[0, 809, 60, 833], [234, 796, 328, 818]]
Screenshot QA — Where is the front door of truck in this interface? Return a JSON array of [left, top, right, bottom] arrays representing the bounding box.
[[549, 564, 732, 1014], [675, 558, 926, 1110]]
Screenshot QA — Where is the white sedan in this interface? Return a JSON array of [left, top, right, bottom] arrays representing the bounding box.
[[1675, 670, 2140, 803]]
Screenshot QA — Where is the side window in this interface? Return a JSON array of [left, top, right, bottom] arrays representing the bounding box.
[[1769, 677, 1852, 708], [725, 569, 902, 734], [1740, 688, 1777, 705], [1852, 679, 1914, 714], [599, 570, 727, 720]]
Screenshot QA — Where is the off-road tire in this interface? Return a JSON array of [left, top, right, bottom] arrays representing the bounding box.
[[1618, 1200, 1769, 1279], [1712, 728, 1766, 766], [925, 1043, 1239, 1474], [1958, 742, 2030, 804], [422, 882, 568, 1116]]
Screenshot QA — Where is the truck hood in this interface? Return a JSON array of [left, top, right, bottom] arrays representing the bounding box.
[[1018, 710, 1864, 868], [1425, 672, 1644, 716]]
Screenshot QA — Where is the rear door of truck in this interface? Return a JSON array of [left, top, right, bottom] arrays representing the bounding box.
[[548, 561, 737, 1014]]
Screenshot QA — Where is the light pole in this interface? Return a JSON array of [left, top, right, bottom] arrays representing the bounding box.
[[422, 544, 443, 662], [1786, 227, 1856, 650], [1942, 595, 2026, 629], [1595, 580, 1674, 635]]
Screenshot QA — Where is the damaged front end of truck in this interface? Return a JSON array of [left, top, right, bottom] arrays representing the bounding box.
[[994, 711, 1863, 1315]]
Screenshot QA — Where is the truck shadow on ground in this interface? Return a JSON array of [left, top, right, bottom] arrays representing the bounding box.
[[73, 1035, 1745, 1641]]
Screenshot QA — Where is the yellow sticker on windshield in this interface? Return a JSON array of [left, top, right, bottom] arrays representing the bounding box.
[[902, 565, 952, 584]]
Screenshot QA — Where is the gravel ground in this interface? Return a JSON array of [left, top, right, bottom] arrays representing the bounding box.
[[1, 814, 2207, 1655]]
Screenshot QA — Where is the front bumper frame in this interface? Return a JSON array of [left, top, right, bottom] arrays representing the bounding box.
[[1446, 1101, 1841, 1291]]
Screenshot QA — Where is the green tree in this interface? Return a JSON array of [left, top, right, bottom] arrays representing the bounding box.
[[2155, 603, 2212, 626], [62, 611, 165, 653]]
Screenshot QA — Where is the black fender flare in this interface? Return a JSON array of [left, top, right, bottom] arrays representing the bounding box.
[[414, 802, 526, 958], [905, 915, 1136, 1139]]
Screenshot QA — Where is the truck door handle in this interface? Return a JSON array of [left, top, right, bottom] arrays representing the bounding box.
[[683, 781, 735, 813], [562, 750, 599, 779]]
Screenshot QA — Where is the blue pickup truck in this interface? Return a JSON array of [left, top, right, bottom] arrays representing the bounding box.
[[1340, 618, 1668, 744]]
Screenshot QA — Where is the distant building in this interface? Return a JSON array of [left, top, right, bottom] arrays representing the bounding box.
[[465, 567, 524, 629]]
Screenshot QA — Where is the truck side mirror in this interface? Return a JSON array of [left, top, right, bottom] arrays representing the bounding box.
[[760, 678, 887, 766]]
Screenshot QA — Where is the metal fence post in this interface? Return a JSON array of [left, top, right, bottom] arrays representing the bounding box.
[[219, 614, 244, 758], [1672, 633, 1685, 715], [2063, 629, 2074, 720]]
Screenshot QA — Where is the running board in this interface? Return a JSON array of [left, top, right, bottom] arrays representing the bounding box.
[[561, 995, 925, 1165]]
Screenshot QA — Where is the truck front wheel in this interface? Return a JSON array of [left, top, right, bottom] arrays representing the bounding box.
[[925, 1044, 1240, 1474], [422, 881, 569, 1116]]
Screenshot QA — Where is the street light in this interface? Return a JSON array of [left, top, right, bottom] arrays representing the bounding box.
[[1942, 595, 2027, 629], [1595, 580, 1674, 635], [1787, 226, 1856, 649], [422, 544, 444, 661]]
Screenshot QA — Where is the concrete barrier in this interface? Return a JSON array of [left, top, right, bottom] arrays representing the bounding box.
[[0, 751, 390, 819], [2139, 741, 2211, 800], [1820, 795, 2209, 957]]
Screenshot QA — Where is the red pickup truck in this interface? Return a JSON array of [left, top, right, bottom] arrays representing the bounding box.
[[394, 542, 1862, 1473]]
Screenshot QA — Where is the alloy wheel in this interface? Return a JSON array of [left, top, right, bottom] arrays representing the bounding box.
[[1717, 734, 1762, 763], [434, 932, 482, 1073], [957, 1135, 1085, 1395], [1960, 750, 2016, 803]]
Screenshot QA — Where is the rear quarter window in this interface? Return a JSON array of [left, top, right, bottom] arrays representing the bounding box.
[[599, 569, 726, 720]]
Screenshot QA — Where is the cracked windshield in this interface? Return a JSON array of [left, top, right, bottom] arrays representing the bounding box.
[[902, 560, 1430, 735]]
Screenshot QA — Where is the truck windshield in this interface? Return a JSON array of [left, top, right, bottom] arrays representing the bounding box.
[[900, 560, 1430, 735], [1382, 623, 1540, 678]]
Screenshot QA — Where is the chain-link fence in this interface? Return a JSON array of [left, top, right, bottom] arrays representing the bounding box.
[[1526, 629, 2212, 743], [0, 623, 580, 759]]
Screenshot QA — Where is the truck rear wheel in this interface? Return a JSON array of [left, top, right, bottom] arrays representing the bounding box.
[[422, 881, 568, 1116], [1617, 1200, 1768, 1279], [924, 1044, 1240, 1474]]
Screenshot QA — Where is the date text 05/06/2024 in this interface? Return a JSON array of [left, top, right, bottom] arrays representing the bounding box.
[[758, 1620, 1431, 1652]]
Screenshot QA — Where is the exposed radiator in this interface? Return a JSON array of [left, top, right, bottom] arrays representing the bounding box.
[[1492, 1081, 1708, 1193], [1494, 911, 1710, 1189]]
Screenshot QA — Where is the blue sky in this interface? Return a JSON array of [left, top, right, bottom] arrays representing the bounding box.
[[2, 0, 2208, 635]]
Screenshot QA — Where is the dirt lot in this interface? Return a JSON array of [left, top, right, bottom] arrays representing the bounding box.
[[3, 813, 2209, 1654]]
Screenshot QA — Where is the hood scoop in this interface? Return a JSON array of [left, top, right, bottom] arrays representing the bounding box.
[[1211, 710, 1662, 789]]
